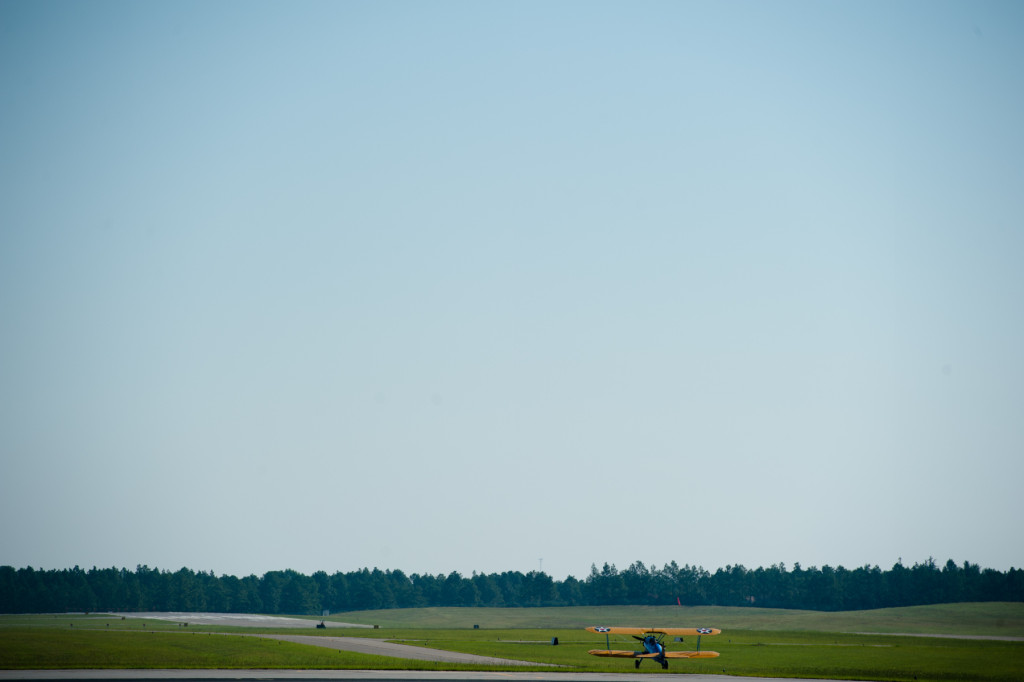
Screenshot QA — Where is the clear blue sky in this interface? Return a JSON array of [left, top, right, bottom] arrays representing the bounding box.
[[2, 0, 1022, 581]]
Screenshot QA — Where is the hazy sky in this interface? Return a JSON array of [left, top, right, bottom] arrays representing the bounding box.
[[2, 0, 1023, 583]]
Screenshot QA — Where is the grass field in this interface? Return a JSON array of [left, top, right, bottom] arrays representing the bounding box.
[[2, 603, 1023, 681], [321, 602, 1024, 636], [0, 629, 392, 670]]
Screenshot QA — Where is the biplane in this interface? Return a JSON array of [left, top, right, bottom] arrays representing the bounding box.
[[585, 626, 721, 669]]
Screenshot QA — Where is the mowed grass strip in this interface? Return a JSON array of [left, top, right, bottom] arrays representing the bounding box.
[[324, 602, 1024, 637], [349, 626, 1024, 681], [0, 628, 505, 671], [713, 631, 1024, 682], [0, 615, 182, 631], [3, 605, 1023, 681]]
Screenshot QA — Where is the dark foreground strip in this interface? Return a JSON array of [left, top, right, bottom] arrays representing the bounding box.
[[0, 671, 840, 682]]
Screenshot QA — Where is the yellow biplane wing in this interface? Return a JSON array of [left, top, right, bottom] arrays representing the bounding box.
[[586, 626, 721, 665], [585, 626, 721, 636], [665, 650, 720, 659], [587, 649, 720, 659], [586, 650, 676, 658], [587, 649, 643, 658]]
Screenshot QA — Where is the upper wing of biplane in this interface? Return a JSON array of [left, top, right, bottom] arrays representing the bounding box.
[[585, 626, 721, 636]]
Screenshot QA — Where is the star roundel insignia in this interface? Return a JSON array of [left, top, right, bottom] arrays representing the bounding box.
[[595, 626, 611, 632], [697, 628, 712, 634]]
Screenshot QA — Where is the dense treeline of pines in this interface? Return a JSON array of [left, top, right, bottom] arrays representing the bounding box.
[[2, 559, 1022, 614]]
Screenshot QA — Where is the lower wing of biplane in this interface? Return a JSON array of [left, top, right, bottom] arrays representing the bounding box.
[[587, 649, 721, 659]]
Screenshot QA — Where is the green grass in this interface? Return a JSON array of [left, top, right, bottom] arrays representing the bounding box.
[[0, 614, 198, 631], [703, 631, 1023, 682], [0, 628, 536, 671], [319, 625, 1023, 681], [2, 604, 1023, 681], [0, 629, 376, 669], [323, 602, 1024, 636]]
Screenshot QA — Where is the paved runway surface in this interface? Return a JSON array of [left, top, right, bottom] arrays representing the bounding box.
[[250, 634, 557, 667], [109, 615, 554, 666], [111, 613, 372, 629]]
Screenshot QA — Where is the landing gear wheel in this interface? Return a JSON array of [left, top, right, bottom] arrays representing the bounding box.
[[661, 660, 669, 670], [634, 659, 641, 669]]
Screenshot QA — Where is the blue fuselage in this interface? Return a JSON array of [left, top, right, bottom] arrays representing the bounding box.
[[641, 636, 663, 656]]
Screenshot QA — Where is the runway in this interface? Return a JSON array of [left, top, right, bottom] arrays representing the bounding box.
[[248, 634, 558, 667], [113, 614, 554, 666], [109, 613, 373, 629]]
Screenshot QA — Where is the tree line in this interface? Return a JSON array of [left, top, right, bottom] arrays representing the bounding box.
[[2, 558, 1021, 615]]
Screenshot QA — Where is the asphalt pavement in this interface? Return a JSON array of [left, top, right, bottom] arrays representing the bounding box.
[[250, 634, 557, 666], [109, 614, 372, 629]]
